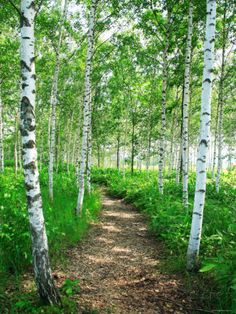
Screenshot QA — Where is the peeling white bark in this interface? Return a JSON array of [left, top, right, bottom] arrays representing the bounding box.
[[49, 0, 68, 201], [187, 0, 217, 271], [76, 0, 97, 214], [182, 0, 193, 207], [20, 0, 60, 304]]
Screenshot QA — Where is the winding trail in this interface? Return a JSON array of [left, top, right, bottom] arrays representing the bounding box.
[[62, 193, 198, 313]]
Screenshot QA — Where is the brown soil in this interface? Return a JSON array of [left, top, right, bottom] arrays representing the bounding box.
[[59, 193, 203, 314]]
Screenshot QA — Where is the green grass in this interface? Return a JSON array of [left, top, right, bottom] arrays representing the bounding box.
[[92, 167, 236, 312], [0, 164, 101, 312]]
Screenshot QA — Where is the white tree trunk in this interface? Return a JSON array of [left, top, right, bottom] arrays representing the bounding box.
[[211, 104, 219, 179], [14, 115, 18, 173], [18, 129, 22, 170], [176, 142, 181, 184], [215, 1, 226, 193], [86, 99, 92, 194], [76, 0, 97, 214], [187, 0, 217, 271], [48, 0, 68, 201], [158, 44, 168, 194], [76, 110, 82, 186], [0, 89, 4, 172], [20, 0, 60, 304], [182, 0, 193, 207]]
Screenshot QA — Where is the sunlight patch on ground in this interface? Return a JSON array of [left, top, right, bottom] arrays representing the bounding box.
[[103, 210, 138, 220], [111, 246, 132, 253], [101, 224, 122, 233], [96, 236, 115, 244], [85, 254, 114, 264]]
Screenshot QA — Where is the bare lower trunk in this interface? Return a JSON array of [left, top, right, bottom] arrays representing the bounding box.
[[187, 0, 217, 271], [20, 0, 60, 304]]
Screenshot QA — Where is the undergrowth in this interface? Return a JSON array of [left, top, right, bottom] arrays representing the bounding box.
[[92, 167, 236, 312], [0, 164, 101, 312]]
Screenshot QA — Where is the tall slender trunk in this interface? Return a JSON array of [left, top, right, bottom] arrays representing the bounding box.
[[123, 111, 128, 177], [39, 136, 43, 172], [215, 0, 227, 193], [76, 0, 97, 214], [97, 143, 100, 167], [146, 109, 152, 171], [212, 99, 220, 179], [76, 108, 82, 184], [182, 0, 193, 207], [72, 133, 77, 166], [48, 0, 68, 201], [56, 120, 61, 172], [18, 129, 22, 170], [0, 89, 4, 172], [146, 131, 151, 171], [187, 0, 217, 271], [158, 43, 168, 193], [86, 99, 92, 194], [117, 134, 120, 171], [131, 112, 135, 174], [14, 115, 18, 174], [170, 100, 178, 171], [17, 108, 22, 170], [20, 0, 60, 304], [176, 143, 182, 184]]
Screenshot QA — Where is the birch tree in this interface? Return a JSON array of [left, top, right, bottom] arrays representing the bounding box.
[[49, 0, 68, 201], [158, 42, 168, 194], [76, 0, 97, 214], [182, 0, 193, 207], [215, 0, 227, 193], [86, 99, 92, 194], [20, 0, 60, 303], [187, 0, 217, 271]]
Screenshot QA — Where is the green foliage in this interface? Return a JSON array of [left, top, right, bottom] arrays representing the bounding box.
[[92, 167, 236, 311], [0, 165, 101, 278], [61, 278, 80, 297], [8, 295, 77, 313]]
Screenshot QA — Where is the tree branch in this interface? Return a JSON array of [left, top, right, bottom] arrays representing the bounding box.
[[5, 0, 22, 18], [35, 0, 44, 18]]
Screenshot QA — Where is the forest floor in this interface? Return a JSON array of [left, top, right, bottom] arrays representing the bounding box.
[[55, 191, 204, 314]]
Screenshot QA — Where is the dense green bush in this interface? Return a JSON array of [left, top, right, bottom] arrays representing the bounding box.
[[92, 167, 236, 311]]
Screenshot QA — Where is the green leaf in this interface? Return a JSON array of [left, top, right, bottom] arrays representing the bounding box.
[[199, 263, 217, 272]]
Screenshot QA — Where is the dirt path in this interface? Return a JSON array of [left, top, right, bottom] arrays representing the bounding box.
[[63, 194, 199, 314]]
